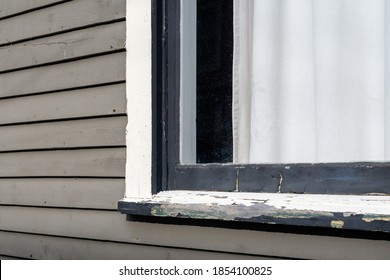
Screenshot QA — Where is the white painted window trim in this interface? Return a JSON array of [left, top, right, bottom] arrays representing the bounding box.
[[123, 0, 390, 232], [125, 0, 153, 199]]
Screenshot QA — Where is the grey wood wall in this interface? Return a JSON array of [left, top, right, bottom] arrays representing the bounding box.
[[0, 0, 389, 260]]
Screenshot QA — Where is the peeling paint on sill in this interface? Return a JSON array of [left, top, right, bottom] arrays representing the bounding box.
[[119, 191, 390, 233], [362, 216, 390, 223], [331, 220, 344, 229]]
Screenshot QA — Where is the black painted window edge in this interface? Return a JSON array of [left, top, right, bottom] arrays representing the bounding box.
[[160, 0, 390, 196], [119, 0, 390, 238]]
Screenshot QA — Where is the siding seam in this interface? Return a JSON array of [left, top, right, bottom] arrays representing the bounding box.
[[0, 49, 126, 75], [0, 0, 73, 21], [0, 114, 127, 128], [0, 18, 126, 47], [0, 81, 126, 101], [0, 229, 295, 259]]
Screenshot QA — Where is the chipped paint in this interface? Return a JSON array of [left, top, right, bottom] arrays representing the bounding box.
[[234, 169, 239, 192], [362, 216, 390, 223], [151, 206, 167, 216], [277, 173, 283, 193], [119, 191, 390, 232], [331, 220, 344, 229], [272, 213, 325, 220]]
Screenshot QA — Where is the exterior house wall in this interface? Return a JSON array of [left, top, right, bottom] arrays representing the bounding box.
[[0, 0, 389, 260]]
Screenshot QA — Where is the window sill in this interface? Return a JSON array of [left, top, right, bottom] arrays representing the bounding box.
[[118, 191, 390, 233]]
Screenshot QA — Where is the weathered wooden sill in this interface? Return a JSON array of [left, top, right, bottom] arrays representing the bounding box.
[[118, 191, 390, 233]]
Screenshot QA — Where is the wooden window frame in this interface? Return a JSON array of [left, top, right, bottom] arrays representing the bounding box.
[[119, 0, 390, 236]]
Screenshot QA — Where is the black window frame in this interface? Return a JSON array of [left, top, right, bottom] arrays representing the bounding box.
[[155, 0, 390, 196], [118, 0, 390, 237]]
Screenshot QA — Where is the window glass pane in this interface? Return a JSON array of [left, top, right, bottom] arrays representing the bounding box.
[[196, 0, 233, 163]]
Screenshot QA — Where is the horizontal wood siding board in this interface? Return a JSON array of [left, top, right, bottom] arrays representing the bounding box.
[[0, 0, 126, 45], [0, 206, 389, 259], [0, 178, 124, 209], [0, 254, 28, 260], [0, 52, 125, 98], [0, 0, 67, 19], [0, 148, 125, 177], [0, 21, 126, 72], [0, 117, 126, 151], [0, 84, 126, 125], [0, 231, 266, 260]]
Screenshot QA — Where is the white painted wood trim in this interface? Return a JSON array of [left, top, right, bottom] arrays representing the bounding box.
[[125, 0, 153, 198]]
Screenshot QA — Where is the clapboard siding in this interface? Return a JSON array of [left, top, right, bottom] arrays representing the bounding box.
[[0, 21, 126, 72], [0, 117, 126, 151], [0, 0, 135, 261], [0, 0, 125, 45], [0, 231, 267, 260], [0, 148, 125, 177], [0, 84, 126, 125], [0, 0, 68, 19], [0, 178, 124, 209], [0, 52, 125, 98], [0, 255, 25, 260], [1, 206, 389, 259]]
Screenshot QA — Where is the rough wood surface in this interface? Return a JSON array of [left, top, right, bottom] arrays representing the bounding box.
[[0, 231, 263, 260], [0, 178, 124, 209], [0, 84, 126, 125], [173, 163, 390, 195], [0, 21, 126, 72], [0, 148, 125, 177], [0, 0, 125, 45], [0, 0, 66, 19], [120, 191, 390, 233], [0, 52, 125, 98], [0, 206, 389, 259], [0, 117, 126, 151]]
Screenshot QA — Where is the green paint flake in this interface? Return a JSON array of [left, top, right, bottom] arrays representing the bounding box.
[[151, 206, 167, 216], [272, 212, 322, 219]]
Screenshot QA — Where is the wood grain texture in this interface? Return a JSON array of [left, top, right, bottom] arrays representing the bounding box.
[[0, 0, 126, 45], [0, 231, 265, 260], [0, 84, 126, 125], [0, 21, 125, 72], [0, 178, 124, 209], [173, 163, 390, 195], [0, 206, 389, 259], [0, 0, 66, 19], [0, 52, 125, 98], [0, 148, 125, 177], [0, 117, 126, 151]]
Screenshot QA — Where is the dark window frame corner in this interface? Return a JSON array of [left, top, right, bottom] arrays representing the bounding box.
[[119, 0, 390, 238]]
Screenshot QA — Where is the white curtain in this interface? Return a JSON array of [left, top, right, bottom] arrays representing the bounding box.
[[233, 0, 390, 163]]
